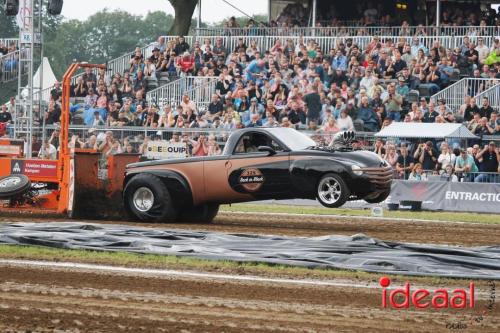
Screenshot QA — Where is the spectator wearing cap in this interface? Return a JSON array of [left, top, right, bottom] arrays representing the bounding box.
[[396, 76, 409, 100]]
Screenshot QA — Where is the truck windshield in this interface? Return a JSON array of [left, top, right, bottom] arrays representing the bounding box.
[[271, 128, 317, 151]]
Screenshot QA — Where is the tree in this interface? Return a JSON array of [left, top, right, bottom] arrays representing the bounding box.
[[0, 5, 18, 38], [168, 0, 198, 36]]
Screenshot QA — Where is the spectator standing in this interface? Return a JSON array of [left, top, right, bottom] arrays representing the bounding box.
[[383, 83, 403, 122], [396, 143, 414, 179], [474, 142, 499, 182], [437, 143, 456, 171], [303, 86, 321, 124], [414, 141, 438, 171]]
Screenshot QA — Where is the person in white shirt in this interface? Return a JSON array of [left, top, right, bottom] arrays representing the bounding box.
[[337, 109, 354, 131], [437, 143, 456, 171], [476, 38, 490, 65], [359, 69, 376, 92], [38, 139, 57, 160]]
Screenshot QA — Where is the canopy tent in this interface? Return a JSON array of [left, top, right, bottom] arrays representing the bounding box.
[[375, 123, 478, 139], [21, 57, 58, 99]]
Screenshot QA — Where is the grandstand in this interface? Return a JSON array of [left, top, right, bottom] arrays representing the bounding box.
[[1, 0, 499, 184]]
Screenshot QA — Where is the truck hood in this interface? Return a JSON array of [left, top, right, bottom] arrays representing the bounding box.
[[297, 148, 387, 168]]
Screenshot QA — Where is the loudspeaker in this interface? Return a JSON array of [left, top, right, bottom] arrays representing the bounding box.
[[47, 0, 63, 15], [4, 0, 19, 16]]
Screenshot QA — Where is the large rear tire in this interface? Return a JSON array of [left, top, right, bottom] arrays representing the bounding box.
[[316, 173, 349, 208], [0, 175, 31, 199], [124, 174, 178, 222], [179, 203, 219, 223]]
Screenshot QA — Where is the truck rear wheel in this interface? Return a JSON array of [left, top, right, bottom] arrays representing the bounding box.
[[124, 174, 178, 222], [0, 175, 31, 199], [179, 203, 219, 223], [316, 173, 349, 208]]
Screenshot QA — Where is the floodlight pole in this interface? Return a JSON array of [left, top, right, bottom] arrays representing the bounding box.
[[436, 0, 440, 27]]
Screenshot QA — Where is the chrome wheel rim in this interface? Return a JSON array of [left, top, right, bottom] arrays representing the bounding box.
[[0, 177, 21, 188], [132, 187, 154, 212], [318, 177, 342, 204]]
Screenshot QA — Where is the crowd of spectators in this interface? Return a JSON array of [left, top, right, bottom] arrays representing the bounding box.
[[2, 7, 500, 180], [373, 138, 499, 182], [228, 1, 500, 32]]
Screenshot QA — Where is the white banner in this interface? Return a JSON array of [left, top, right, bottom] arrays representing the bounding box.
[[145, 141, 188, 160], [16, 0, 31, 30]]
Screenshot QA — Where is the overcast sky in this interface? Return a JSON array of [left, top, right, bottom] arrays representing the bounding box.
[[61, 0, 268, 23]]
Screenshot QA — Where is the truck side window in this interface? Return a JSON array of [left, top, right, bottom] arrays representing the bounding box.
[[234, 133, 283, 154]]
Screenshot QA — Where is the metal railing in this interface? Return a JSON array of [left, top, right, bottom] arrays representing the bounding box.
[[195, 26, 500, 38], [0, 49, 20, 82], [166, 35, 493, 58], [25, 125, 377, 157], [146, 76, 218, 111], [474, 81, 500, 109], [431, 78, 500, 112], [0, 38, 19, 50]]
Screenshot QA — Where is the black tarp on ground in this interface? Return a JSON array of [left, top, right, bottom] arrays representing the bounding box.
[[0, 222, 499, 279]]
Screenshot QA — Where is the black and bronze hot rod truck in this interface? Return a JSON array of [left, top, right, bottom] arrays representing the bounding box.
[[123, 128, 392, 223]]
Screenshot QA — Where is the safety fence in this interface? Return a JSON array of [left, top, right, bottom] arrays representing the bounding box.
[[474, 81, 500, 109], [146, 76, 218, 111], [430, 78, 500, 112], [29, 125, 377, 158], [194, 26, 500, 38], [163, 35, 493, 60], [0, 50, 20, 83], [0, 38, 18, 49], [397, 169, 500, 184]]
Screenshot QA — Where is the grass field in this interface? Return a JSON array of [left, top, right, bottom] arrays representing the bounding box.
[[0, 244, 474, 286], [221, 203, 500, 224]]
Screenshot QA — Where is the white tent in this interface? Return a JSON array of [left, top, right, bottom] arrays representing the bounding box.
[[21, 57, 58, 99], [375, 123, 478, 139]]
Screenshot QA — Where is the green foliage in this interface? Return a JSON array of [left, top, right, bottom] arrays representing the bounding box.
[[0, 5, 18, 37], [44, 10, 174, 78]]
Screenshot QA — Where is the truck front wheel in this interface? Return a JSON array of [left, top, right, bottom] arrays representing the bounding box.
[[316, 173, 349, 208]]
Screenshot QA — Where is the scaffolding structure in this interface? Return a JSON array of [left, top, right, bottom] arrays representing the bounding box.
[[14, 0, 43, 158]]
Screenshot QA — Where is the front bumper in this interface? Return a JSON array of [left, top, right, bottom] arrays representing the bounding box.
[[349, 166, 393, 197]]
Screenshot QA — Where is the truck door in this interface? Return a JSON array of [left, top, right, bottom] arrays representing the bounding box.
[[226, 132, 292, 200]]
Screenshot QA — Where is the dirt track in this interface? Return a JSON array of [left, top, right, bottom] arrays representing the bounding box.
[[0, 264, 498, 333], [0, 212, 499, 332]]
